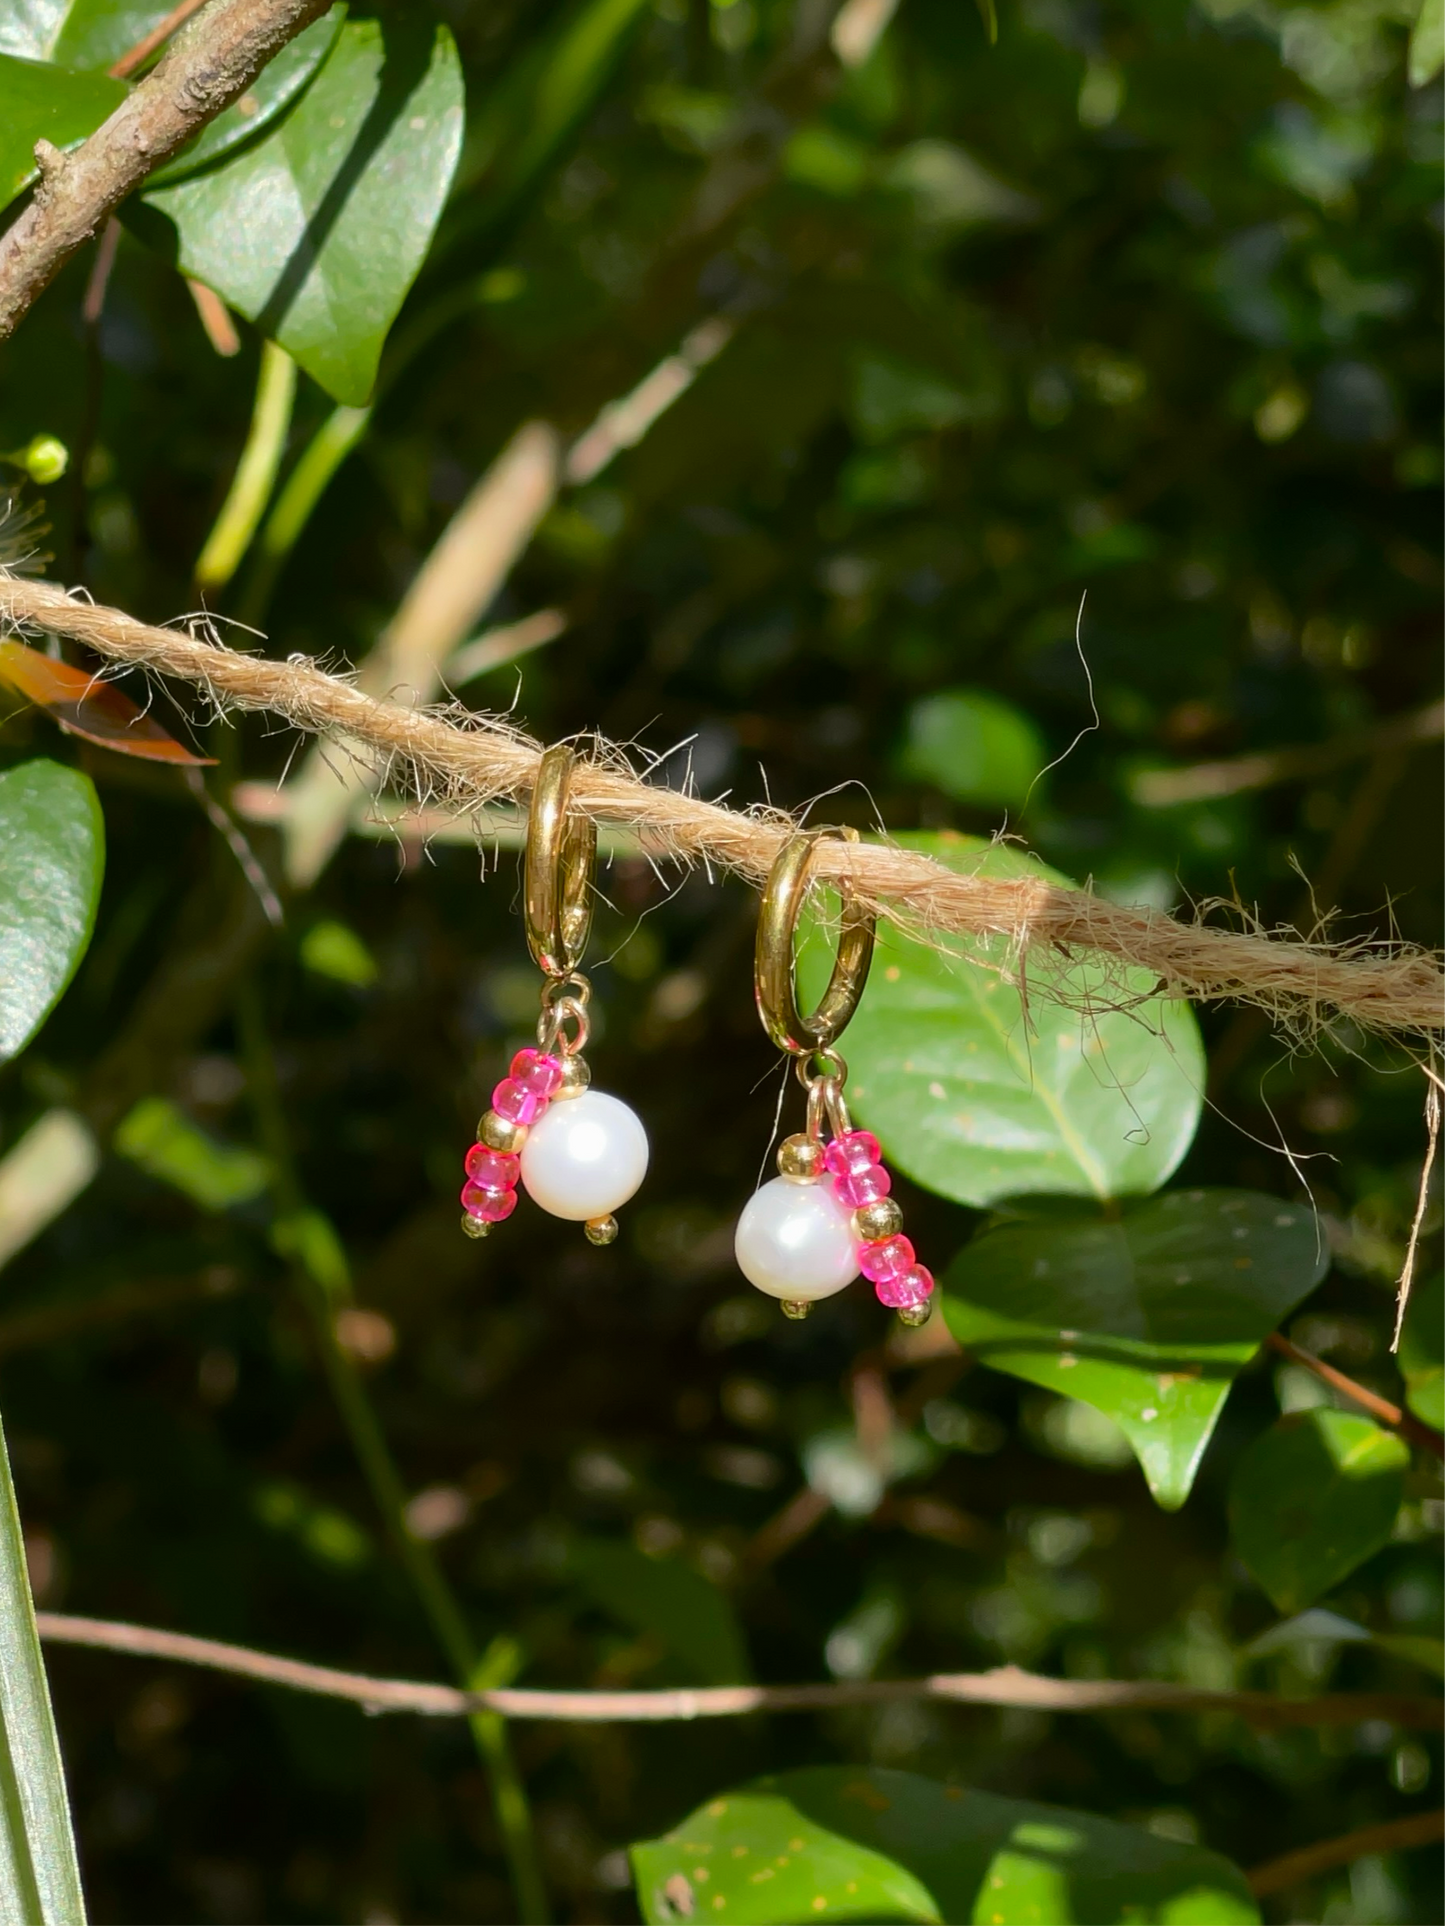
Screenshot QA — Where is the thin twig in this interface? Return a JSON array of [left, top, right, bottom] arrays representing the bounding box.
[[1132, 702, 1445, 807], [1247, 1808, 1445, 1897], [0, 0, 333, 338], [109, 0, 212, 78], [1393, 1077, 1441, 1352], [35, 1612, 1444, 1729], [1265, 1332, 1445, 1460], [1, 574, 1441, 1042]]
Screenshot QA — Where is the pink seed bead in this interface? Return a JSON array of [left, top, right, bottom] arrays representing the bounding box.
[[510, 1048, 564, 1099], [465, 1144, 520, 1189], [834, 1163, 891, 1209], [461, 1182, 517, 1224], [823, 1130, 882, 1179], [492, 1078, 544, 1126], [858, 1235, 915, 1286], [875, 1263, 934, 1311]]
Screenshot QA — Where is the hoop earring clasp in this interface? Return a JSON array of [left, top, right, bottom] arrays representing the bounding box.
[[524, 744, 596, 978], [754, 826, 876, 1055]]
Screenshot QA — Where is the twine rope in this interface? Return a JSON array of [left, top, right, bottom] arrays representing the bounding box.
[[3, 574, 1441, 1040]]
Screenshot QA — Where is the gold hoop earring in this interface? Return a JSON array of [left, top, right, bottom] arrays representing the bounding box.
[[458, 745, 647, 1248], [734, 827, 933, 1327]]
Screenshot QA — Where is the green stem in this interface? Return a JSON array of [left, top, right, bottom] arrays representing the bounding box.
[[235, 985, 548, 1923], [237, 401, 371, 625], [194, 343, 298, 594]]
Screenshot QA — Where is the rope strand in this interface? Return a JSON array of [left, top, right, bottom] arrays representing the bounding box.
[[3, 573, 1441, 1039]]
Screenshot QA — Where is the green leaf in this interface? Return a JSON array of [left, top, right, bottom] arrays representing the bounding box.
[[572, 1539, 751, 1683], [1409, 0, 1444, 85], [0, 52, 126, 212], [798, 833, 1204, 1209], [1397, 1271, 1443, 1429], [299, 918, 378, 988], [144, 5, 345, 188], [898, 691, 1047, 810], [630, 1767, 1258, 1924], [0, 760, 104, 1063], [457, 0, 649, 223], [113, 1097, 271, 1211], [1228, 1409, 1409, 1614], [0, 1411, 87, 1924], [943, 1190, 1329, 1508], [134, 16, 464, 404], [49, 0, 174, 70], [851, 354, 973, 440]]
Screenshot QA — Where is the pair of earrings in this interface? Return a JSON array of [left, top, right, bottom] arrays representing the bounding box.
[[458, 748, 933, 1328]]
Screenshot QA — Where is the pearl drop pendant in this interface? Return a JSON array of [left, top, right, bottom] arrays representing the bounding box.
[[733, 1176, 860, 1302], [520, 1088, 649, 1223]]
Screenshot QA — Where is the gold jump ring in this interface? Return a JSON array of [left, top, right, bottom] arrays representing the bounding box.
[[524, 744, 596, 977], [754, 827, 875, 1055]]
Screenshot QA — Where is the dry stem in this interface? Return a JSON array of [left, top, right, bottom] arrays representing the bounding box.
[[2, 572, 1442, 1040], [36, 1612, 1444, 1729]]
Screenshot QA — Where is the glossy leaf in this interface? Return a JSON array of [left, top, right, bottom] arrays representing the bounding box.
[[145, 5, 346, 187], [0, 758, 103, 1062], [798, 833, 1204, 1209], [631, 1767, 1258, 1924], [0, 640, 213, 763], [135, 16, 464, 404], [0, 1411, 88, 1925], [47, 0, 175, 69], [898, 690, 1047, 810], [0, 52, 125, 212], [1228, 1409, 1409, 1614], [572, 1539, 751, 1683], [943, 1190, 1329, 1507], [1409, 0, 1444, 86], [1397, 1271, 1443, 1428]]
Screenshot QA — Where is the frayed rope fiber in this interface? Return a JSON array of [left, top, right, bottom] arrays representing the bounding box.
[[3, 573, 1442, 1041]]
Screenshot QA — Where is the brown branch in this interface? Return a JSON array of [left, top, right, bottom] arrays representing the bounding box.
[[36, 1612, 1444, 1728], [1266, 1333, 1445, 1461], [2, 575, 1441, 1042], [109, 0, 212, 78], [0, 0, 332, 340], [1133, 701, 1445, 807], [1247, 1808, 1445, 1897]]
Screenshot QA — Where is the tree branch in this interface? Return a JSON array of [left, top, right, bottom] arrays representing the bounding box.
[[1247, 1808, 1445, 1897], [0, 0, 332, 340], [35, 1612, 1445, 1729], [1266, 1332, 1445, 1460]]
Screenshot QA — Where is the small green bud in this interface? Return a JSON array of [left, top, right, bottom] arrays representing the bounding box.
[[22, 435, 68, 484]]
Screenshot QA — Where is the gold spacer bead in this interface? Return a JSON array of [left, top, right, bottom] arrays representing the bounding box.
[[853, 1198, 903, 1242], [553, 1054, 591, 1101], [780, 1299, 812, 1320], [460, 1213, 491, 1240], [777, 1132, 824, 1182], [583, 1214, 618, 1246], [896, 1302, 933, 1329], [480, 1111, 527, 1153]]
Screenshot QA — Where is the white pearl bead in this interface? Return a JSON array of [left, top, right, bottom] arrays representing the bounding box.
[[734, 1177, 859, 1301], [520, 1089, 649, 1222]]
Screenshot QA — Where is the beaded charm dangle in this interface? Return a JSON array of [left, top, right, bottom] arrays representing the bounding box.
[[733, 828, 934, 1327], [460, 744, 648, 1246]]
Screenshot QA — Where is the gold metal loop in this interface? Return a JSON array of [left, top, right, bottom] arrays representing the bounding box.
[[798, 1054, 853, 1139], [755, 827, 875, 1055], [524, 745, 596, 977]]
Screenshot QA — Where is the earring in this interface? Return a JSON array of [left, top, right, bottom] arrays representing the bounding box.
[[734, 827, 934, 1327], [460, 744, 649, 1246]]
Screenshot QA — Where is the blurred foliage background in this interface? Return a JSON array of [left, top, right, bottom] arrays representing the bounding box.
[[0, 0, 1441, 1917]]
